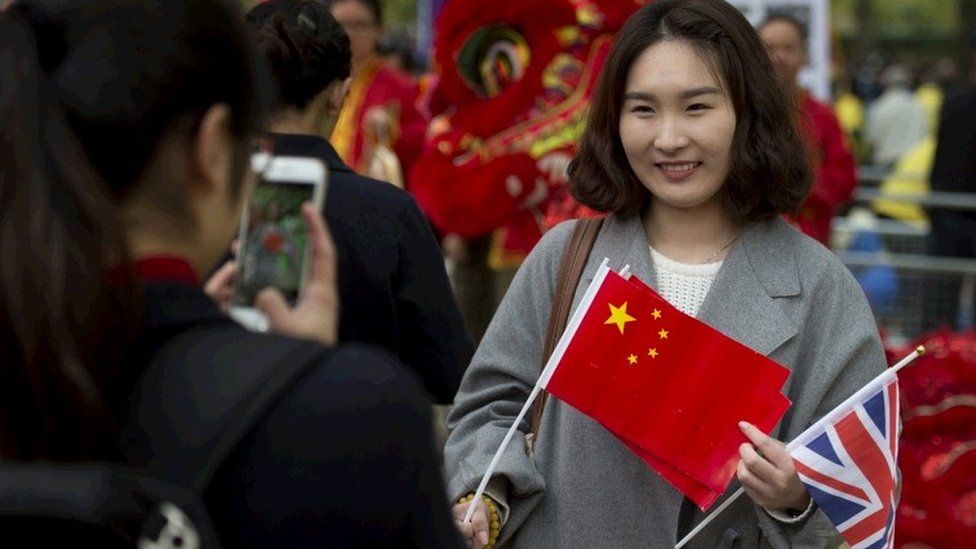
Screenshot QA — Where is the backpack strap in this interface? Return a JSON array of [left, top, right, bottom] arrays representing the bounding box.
[[123, 324, 331, 493], [526, 217, 603, 451]]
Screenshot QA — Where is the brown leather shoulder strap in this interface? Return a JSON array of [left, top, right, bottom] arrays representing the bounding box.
[[527, 217, 604, 446]]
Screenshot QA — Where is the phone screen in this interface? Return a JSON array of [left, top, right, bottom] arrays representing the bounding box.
[[234, 178, 316, 306]]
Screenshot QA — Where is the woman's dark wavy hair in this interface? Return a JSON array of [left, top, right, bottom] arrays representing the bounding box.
[[0, 0, 264, 459], [569, 0, 811, 220], [247, 0, 351, 110]]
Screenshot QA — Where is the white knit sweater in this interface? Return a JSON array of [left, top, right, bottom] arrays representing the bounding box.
[[649, 246, 722, 318]]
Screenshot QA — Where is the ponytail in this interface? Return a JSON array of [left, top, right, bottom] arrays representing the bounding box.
[[0, 3, 139, 459], [0, 0, 263, 459]]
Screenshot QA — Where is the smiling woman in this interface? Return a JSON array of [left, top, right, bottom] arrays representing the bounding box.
[[569, 4, 810, 225], [443, 0, 887, 547], [618, 41, 737, 225]]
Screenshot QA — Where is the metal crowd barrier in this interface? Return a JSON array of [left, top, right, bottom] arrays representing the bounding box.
[[831, 177, 976, 344]]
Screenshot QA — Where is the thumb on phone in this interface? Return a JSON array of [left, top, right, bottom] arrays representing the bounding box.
[[255, 287, 291, 328]]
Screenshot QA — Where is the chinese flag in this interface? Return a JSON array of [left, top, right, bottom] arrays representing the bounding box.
[[541, 264, 791, 509]]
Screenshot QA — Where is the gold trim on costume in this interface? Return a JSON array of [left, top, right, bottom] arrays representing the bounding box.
[[332, 57, 382, 164]]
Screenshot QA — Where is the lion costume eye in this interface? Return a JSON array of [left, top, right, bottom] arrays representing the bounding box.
[[457, 26, 531, 98]]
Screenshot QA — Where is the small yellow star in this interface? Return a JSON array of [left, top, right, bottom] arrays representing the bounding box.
[[647, 348, 658, 359], [658, 329, 669, 340], [652, 309, 662, 320], [627, 353, 638, 365], [605, 301, 637, 334]]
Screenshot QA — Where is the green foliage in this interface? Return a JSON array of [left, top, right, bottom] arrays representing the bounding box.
[[381, 0, 416, 27], [832, 0, 957, 38]]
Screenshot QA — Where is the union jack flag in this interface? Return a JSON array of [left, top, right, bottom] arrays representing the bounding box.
[[788, 370, 900, 549]]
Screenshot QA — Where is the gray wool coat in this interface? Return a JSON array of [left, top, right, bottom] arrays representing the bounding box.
[[444, 213, 887, 548]]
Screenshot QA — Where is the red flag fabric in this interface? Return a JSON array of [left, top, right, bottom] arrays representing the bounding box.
[[619, 437, 720, 507], [542, 265, 791, 509]]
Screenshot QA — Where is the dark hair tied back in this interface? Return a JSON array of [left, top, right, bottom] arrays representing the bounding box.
[[247, 0, 351, 110]]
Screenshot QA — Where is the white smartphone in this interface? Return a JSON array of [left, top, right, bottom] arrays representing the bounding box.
[[228, 154, 327, 332]]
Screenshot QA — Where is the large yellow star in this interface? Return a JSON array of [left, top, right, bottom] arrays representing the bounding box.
[[604, 301, 637, 334], [627, 353, 638, 365], [647, 347, 659, 359], [652, 309, 662, 320], [658, 329, 669, 340]]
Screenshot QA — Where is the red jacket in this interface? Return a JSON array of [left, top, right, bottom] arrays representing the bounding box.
[[790, 93, 857, 246], [332, 60, 426, 185]]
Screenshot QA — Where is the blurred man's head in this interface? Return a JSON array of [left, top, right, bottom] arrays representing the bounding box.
[[326, 0, 381, 69], [758, 14, 807, 92], [880, 64, 912, 91]]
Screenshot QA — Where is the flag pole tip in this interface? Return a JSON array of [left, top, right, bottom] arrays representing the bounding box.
[[916, 345, 926, 356]]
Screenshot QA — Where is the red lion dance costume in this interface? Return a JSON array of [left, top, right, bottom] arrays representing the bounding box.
[[894, 330, 976, 546], [411, 0, 646, 265]]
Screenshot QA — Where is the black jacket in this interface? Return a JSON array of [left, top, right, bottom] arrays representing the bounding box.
[[931, 86, 976, 197], [928, 85, 976, 262], [132, 281, 464, 548], [266, 134, 471, 404]]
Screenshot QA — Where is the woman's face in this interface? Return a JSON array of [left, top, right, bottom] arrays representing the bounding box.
[[759, 20, 806, 90], [618, 40, 736, 214], [330, 0, 379, 68]]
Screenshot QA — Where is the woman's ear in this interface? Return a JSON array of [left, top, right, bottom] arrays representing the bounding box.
[[191, 103, 233, 195], [329, 77, 352, 113], [316, 79, 353, 138]]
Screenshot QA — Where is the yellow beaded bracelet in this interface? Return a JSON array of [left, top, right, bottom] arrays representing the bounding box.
[[457, 493, 501, 548]]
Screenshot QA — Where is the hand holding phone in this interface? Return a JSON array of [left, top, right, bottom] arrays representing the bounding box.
[[230, 155, 332, 341], [253, 202, 338, 346], [204, 257, 237, 313]]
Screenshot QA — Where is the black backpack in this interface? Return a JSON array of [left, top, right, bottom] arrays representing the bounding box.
[[0, 323, 330, 548]]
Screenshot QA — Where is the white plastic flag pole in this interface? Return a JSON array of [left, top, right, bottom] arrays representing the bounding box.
[[674, 346, 925, 549], [674, 488, 745, 549], [891, 345, 926, 374], [462, 259, 613, 523], [461, 384, 544, 523]]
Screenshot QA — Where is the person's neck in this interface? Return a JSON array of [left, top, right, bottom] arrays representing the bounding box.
[[351, 54, 379, 77], [128, 235, 210, 282], [643, 200, 740, 265], [270, 109, 320, 136], [123, 205, 214, 280], [784, 81, 804, 102]]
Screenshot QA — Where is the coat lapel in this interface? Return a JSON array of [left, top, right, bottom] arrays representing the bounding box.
[[579, 213, 656, 291], [696, 218, 799, 361]]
